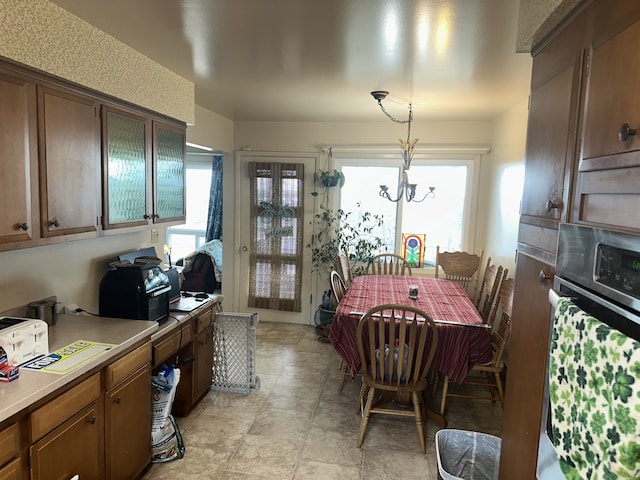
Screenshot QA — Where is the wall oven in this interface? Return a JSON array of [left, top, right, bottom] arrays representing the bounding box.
[[538, 223, 640, 479]]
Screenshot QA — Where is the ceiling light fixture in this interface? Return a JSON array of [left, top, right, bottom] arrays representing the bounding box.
[[371, 90, 435, 202]]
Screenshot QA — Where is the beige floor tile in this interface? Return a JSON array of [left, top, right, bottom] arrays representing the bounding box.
[[293, 459, 362, 480], [223, 434, 301, 477], [144, 321, 503, 480]]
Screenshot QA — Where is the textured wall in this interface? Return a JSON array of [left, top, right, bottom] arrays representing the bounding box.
[[0, 0, 194, 123], [517, 0, 586, 52]]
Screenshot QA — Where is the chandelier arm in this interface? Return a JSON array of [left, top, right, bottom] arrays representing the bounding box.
[[377, 100, 411, 124]]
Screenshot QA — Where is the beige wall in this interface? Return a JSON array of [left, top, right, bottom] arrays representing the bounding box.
[[481, 98, 529, 276]]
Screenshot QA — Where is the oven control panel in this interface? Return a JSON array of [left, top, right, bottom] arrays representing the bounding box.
[[596, 244, 640, 299]]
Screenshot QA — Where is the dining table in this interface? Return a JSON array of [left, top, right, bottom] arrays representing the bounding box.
[[329, 274, 494, 425]]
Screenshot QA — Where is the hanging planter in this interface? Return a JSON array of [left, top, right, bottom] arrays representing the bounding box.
[[319, 169, 345, 188]]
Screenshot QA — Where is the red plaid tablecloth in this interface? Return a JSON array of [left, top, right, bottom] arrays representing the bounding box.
[[329, 275, 493, 384]]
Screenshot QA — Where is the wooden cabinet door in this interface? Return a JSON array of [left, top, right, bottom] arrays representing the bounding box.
[[153, 121, 186, 224], [582, 18, 640, 163], [37, 85, 100, 238], [574, 11, 640, 232], [193, 311, 214, 402], [101, 106, 152, 229], [499, 252, 555, 480], [0, 70, 36, 245], [30, 403, 101, 480], [520, 58, 582, 229], [105, 364, 151, 480]]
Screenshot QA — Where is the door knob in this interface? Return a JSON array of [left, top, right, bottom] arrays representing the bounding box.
[[619, 123, 637, 141], [242, 246, 248, 252], [539, 270, 553, 283]]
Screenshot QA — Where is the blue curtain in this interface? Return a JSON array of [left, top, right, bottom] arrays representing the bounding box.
[[205, 155, 223, 241]]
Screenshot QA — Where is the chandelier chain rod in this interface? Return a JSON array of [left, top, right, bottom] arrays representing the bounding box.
[[376, 100, 413, 145]]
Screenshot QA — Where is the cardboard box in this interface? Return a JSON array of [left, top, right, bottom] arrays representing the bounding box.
[[0, 364, 19, 382]]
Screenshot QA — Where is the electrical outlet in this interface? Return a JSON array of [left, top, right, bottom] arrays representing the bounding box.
[[151, 229, 159, 243], [65, 303, 80, 315]]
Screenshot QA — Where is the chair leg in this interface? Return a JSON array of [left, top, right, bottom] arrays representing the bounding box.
[[357, 386, 375, 448], [495, 372, 505, 408], [412, 391, 426, 454], [338, 367, 347, 394], [440, 376, 450, 415], [430, 369, 440, 396], [356, 381, 367, 414]]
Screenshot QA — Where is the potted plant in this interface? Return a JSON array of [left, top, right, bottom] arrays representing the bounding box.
[[307, 201, 385, 277], [318, 169, 346, 188]]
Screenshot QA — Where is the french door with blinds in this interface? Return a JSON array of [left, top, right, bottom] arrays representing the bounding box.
[[237, 152, 317, 324]]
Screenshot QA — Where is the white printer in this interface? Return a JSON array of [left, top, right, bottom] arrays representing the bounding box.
[[0, 317, 49, 366]]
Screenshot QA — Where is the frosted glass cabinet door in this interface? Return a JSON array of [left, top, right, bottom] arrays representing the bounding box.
[[153, 121, 186, 223], [102, 107, 151, 229]]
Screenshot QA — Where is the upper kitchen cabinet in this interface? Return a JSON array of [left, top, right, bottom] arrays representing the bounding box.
[[102, 106, 152, 229], [574, 4, 640, 232], [0, 69, 37, 246], [37, 85, 100, 238], [153, 121, 185, 224], [102, 106, 185, 230], [517, 11, 585, 258]]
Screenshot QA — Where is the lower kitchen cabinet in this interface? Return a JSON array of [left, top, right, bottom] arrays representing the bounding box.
[[0, 458, 21, 480], [193, 310, 215, 404], [105, 364, 151, 480], [0, 422, 21, 480], [499, 251, 555, 479], [29, 402, 101, 480]]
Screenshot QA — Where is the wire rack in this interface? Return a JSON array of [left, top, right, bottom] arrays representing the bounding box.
[[211, 312, 259, 394]]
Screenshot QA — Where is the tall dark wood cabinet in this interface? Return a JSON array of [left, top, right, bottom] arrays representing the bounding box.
[[500, 1, 640, 478]]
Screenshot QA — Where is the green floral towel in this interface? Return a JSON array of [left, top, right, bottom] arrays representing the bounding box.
[[550, 298, 640, 479]]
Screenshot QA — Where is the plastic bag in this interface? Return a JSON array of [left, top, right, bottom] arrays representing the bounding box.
[[151, 365, 185, 463]]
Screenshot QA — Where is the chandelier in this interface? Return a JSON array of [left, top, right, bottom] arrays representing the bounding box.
[[371, 90, 435, 202]]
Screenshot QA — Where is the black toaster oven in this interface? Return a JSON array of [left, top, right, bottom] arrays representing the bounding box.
[[99, 258, 170, 322]]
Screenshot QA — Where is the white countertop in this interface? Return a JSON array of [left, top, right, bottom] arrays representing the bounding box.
[[0, 313, 158, 423], [0, 293, 223, 424]]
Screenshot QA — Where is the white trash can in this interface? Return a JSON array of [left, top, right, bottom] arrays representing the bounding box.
[[435, 429, 501, 480]]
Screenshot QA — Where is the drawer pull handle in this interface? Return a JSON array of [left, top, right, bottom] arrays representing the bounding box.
[[539, 270, 553, 283], [87, 416, 96, 425], [619, 123, 637, 141], [545, 200, 559, 212], [19, 222, 29, 231]]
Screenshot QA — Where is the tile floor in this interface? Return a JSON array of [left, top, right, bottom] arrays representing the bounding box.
[[142, 321, 503, 480]]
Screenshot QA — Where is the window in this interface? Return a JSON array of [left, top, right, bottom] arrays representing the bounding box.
[[166, 156, 213, 261], [338, 153, 479, 267]]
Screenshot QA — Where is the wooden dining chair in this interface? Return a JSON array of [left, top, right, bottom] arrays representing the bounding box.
[[336, 247, 353, 286], [475, 259, 506, 323], [438, 276, 514, 415], [366, 253, 412, 276], [356, 304, 438, 454], [330, 270, 347, 304], [434, 247, 483, 298]]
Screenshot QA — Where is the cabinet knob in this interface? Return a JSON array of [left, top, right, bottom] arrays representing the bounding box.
[[539, 270, 554, 283], [19, 222, 29, 231], [87, 416, 96, 425], [545, 200, 560, 212], [114, 397, 121, 404], [143, 214, 151, 219], [619, 123, 637, 141], [50, 219, 60, 227]]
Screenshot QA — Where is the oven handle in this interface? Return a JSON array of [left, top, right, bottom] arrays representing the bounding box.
[[548, 289, 561, 309]]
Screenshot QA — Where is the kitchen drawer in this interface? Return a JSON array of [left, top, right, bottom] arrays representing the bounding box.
[[0, 423, 19, 468], [29, 372, 100, 442], [104, 342, 151, 389], [194, 310, 213, 334], [153, 323, 192, 368], [0, 458, 20, 480]]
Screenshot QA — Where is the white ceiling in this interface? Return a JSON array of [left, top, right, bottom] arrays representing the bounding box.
[[49, 0, 533, 123]]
